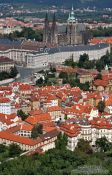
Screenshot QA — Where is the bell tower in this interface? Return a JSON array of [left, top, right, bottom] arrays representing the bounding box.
[[51, 13, 58, 44], [43, 13, 51, 43], [67, 6, 78, 45]]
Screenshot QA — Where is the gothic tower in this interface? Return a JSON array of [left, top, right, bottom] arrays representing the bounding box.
[[43, 13, 51, 43], [67, 6, 78, 45], [51, 13, 58, 44]]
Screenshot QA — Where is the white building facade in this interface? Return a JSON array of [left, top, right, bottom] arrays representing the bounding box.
[[26, 43, 110, 68]]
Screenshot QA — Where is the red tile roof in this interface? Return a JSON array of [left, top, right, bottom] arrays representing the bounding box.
[[94, 79, 108, 87], [0, 131, 42, 146], [91, 118, 112, 129], [90, 37, 112, 45], [0, 97, 10, 103], [25, 113, 51, 125], [29, 109, 43, 116], [60, 123, 81, 137], [47, 106, 62, 112]]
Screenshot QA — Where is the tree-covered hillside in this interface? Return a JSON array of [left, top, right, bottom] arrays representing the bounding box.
[[0, 0, 112, 8]]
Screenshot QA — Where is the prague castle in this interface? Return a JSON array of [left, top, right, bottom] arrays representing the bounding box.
[[43, 6, 90, 46]]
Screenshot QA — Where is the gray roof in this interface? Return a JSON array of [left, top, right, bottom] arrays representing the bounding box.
[[0, 39, 109, 56], [40, 130, 59, 141], [67, 118, 90, 126], [0, 39, 22, 46], [42, 43, 109, 55]]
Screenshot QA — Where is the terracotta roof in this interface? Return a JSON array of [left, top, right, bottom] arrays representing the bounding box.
[[47, 106, 62, 112], [19, 84, 33, 91], [25, 113, 51, 125], [91, 118, 112, 129], [94, 79, 108, 87], [105, 96, 112, 106], [0, 131, 42, 146], [60, 123, 81, 137], [90, 37, 112, 45], [29, 109, 43, 116], [0, 97, 10, 103], [6, 123, 33, 133]]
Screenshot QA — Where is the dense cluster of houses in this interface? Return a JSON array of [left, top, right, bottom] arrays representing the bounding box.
[[0, 70, 112, 153]]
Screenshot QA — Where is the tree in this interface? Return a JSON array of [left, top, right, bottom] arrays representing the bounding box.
[[36, 77, 44, 85], [59, 72, 68, 80], [49, 65, 56, 73], [97, 101, 105, 113], [95, 59, 105, 72], [91, 27, 112, 37], [10, 66, 18, 78], [64, 114, 67, 120], [17, 110, 28, 121], [75, 139, 93, 154], [0, 144, 7, 153], [55, 133, 67, 150], [0, 71, 10, 81], [80, 82, 90, 91], [7, 27, 43, 41], [8, 143, 22, 157], [78, 53, 89, 68], [64, 55, 77, 68], [95, 73, 102, 80], [31, 124, 43, 139], [96, 137, 111, 152], [83, 60, 94, 69]]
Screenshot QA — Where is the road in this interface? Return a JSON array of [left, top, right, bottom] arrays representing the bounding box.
[[16, 66, 49, 82]]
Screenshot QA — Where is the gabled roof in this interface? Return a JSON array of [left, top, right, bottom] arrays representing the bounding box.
[[47, 106, 62, 112], [60, 123, 81, 137], [0, 131, 42, 146], [25, 113, 51, 125], [94, 79, 108, 87]]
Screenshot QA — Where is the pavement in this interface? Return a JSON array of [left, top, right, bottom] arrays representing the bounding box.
[[16, 66, 49, 81]]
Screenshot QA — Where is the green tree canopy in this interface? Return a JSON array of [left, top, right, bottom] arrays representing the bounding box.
[[55, 133, 67, 150], [78, 53, 89, 68], [95, 73, 102, 80], [95, 137, 111, 152], [7, 27, 43, 41], [0, 144, 7, 153], [97, 101, 105, 113], [36, 77, 44, 85], [17, 110, 28, 121], [75, 139, 93, 154], [64, 54, 77, 68], [8, 143, 22, 157], [31, 123, 43, 139], [10, 66, 18, 78], [59, 72, 68, 80]]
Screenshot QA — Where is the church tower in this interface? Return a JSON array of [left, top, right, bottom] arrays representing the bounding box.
[[43, 13, 51, 43], [51, 13, 58, 44], [67, 6, 78, 45]]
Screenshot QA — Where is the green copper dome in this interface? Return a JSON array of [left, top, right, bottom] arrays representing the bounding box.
[[68, 6, 76, 23]]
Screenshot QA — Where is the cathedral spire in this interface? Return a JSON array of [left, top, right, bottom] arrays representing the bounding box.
[[72, 4, 74, 11], [45, 12, 48, 20], [43, 12, 50, 43], [45, 12, 49, 24], [67, 5, 76, 23], [51, 13, 57, 44], [52, 13, 57, 31], [53, 12, 56, 23]]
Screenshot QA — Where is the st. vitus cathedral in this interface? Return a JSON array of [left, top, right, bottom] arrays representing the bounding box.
[[43, 6, 90, 46]]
